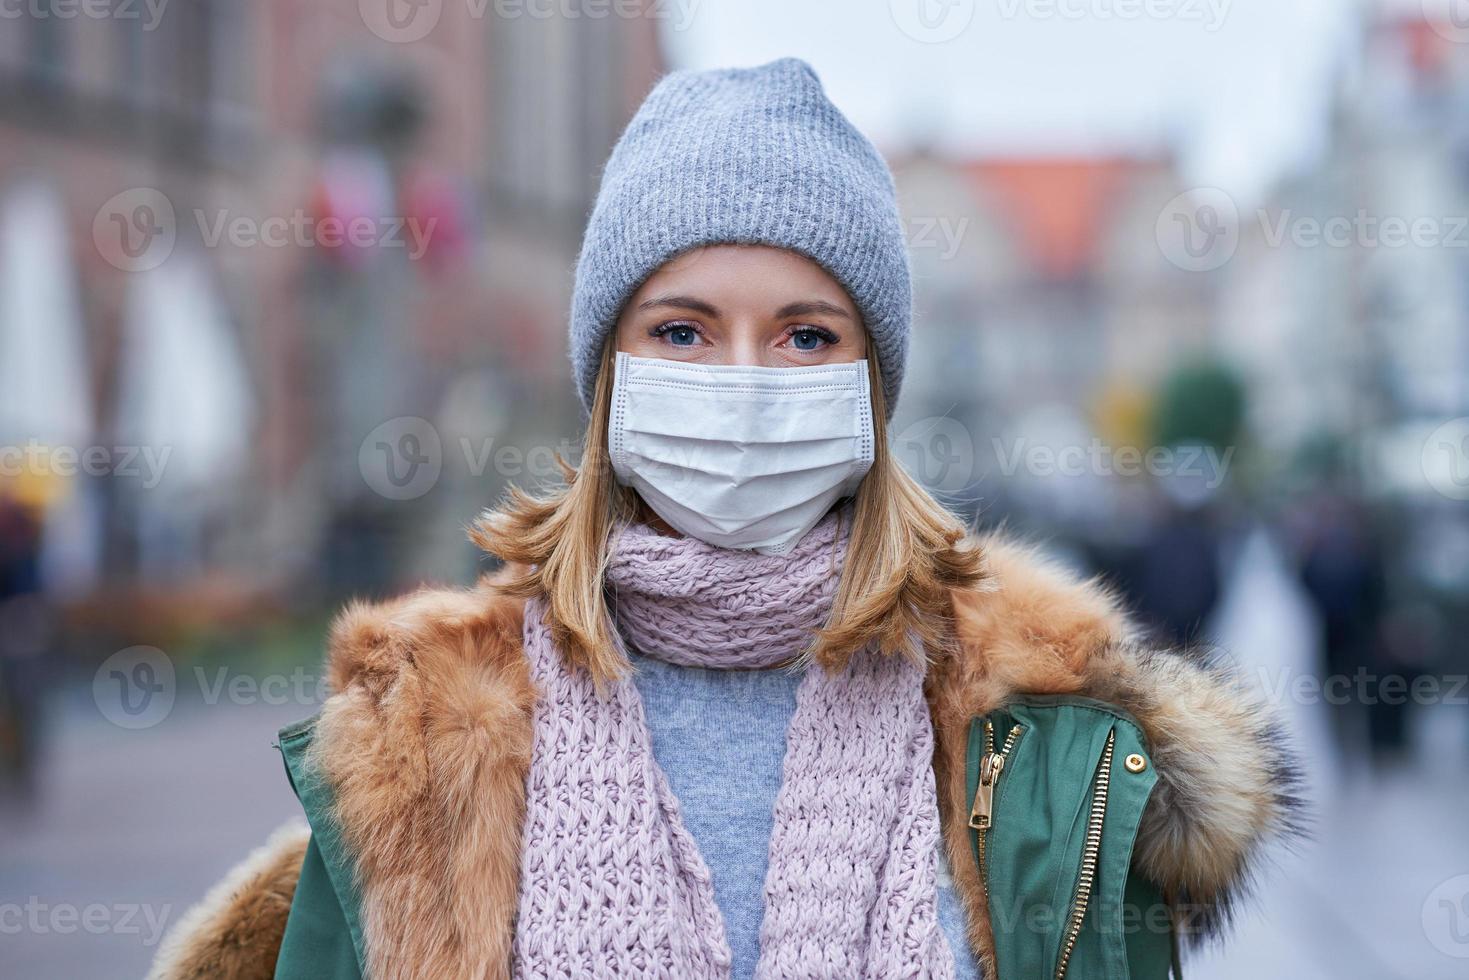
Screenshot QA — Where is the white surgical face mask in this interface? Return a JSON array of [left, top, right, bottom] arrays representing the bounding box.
[[608, 351, 876, 554]]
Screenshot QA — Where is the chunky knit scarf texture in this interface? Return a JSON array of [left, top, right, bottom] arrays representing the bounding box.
[[513, 509, 957, 978]]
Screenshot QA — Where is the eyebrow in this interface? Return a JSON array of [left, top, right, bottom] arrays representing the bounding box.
[[635, 295, 853, 320], [774, 300, 852, 320], [635, 294, 721, 317]]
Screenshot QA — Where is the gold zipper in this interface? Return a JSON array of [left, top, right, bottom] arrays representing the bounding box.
[[968, 720, 1024, 896], [1054, 729, 1116, 980]]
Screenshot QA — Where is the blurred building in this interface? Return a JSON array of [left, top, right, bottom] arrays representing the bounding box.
[[1222, 11, 1469, 477], [899, 153, 1215, 409], [892, 148, 1224, 544], [0, 1, 662, 607], [1218, 7, 1469, 735]]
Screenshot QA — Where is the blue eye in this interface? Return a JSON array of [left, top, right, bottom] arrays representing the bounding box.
[[790, 327, 836, 351], [651, 321, 702, 346]]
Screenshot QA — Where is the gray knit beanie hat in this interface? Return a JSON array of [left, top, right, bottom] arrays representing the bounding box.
[[568, 56, 912, 415]]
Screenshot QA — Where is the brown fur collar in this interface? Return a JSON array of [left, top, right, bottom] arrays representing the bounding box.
[[930, 537, 1304, 976], [312, 575, 537, 980], [146, 821, 310, 980], [154, 535, 1302, 980]]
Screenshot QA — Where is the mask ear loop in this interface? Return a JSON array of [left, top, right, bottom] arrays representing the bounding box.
[[607, 351, 632, 477], [857, 358, 876, 470], [840, 359, 877, 497]]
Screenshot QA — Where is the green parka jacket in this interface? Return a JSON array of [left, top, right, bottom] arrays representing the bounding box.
[[148, 535, 1301, 980]]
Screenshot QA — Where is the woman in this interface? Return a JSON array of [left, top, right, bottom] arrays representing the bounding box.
[[151, 58, 1299, 980]]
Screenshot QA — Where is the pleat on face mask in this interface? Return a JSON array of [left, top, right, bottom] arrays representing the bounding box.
[[608, 352, 876, 554]]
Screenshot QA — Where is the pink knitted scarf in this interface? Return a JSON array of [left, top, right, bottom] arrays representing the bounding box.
[[513, 508, 957, 979]]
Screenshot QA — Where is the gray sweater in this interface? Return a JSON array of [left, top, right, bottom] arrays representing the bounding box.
[[630, 651, 982, 979]]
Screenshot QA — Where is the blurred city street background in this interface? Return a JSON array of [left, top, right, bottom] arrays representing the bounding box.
[[3, 0, 1469, 976]]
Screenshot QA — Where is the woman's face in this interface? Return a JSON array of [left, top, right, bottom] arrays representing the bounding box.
[[614, 245, 867, 366]]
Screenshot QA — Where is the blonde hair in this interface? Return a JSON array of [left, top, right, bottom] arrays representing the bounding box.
[[471, 338, 985, 684]]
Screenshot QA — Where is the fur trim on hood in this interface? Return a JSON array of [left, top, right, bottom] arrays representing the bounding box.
[[146, 821, 311, 980], [152, 535, 1304, 979], [929, 537, 1305, 974]]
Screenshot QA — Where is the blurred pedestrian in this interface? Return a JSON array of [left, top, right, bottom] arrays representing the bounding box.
[[1128, 495, 1224, 649], [0, 490, 47, 796], [1291, 490, 1391, 756]]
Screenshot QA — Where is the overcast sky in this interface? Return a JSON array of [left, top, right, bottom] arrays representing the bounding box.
[[662, 0, 1365, 205]]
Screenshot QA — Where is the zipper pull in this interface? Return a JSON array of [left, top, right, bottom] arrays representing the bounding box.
[[968, 751, 1006, 830]]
